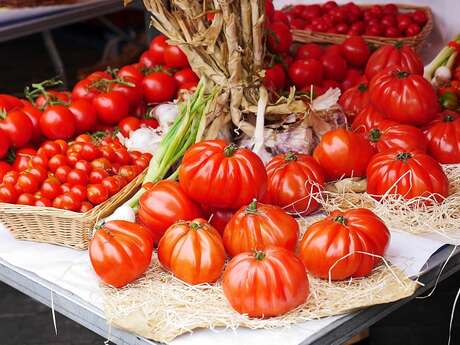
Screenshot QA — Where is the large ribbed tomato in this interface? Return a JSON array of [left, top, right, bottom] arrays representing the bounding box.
[[265, 152, 325, 216], [89, 220, 154, 288], [138, 180, 202, 243], [366, 123, 427, 153], [365, 43, 423, 80], [299, 208, 390, 280], [313, 128, 375, 181], [423, 110, 460, 164], [157, 218, 225, 285], [369, 67, 439, 126], [222, 246, 309, 317], [223, 200, 298, 257], [351, 105, 394, 133], [338, 82, 370, 122], [367, 149, 449, 201], [179, 140, 267, 209]]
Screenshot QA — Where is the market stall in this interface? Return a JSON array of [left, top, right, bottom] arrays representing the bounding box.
[[0, 0, 460, 344]]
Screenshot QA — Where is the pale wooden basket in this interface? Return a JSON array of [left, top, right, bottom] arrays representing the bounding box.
[[290, 4, 433, 51], [0, 170, 146, 250]]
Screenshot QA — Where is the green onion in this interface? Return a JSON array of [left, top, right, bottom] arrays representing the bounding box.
[[424, 33, 460, 81]]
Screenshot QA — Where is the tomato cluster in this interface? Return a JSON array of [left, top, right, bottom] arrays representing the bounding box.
[[0, 133, 151, 211], [283, 1, 428, 37]]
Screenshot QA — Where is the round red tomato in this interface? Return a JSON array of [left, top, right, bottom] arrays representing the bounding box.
[[339, 82, 370, 121], [139, 50, 160, 68], [299, 208, 390, 280], [17, 193, 35, 205], [365, 43, 423, 80], [203, 207, 234, 236], [295, 43, 323, 60], [351, 105, 393, 133], [68, 99, 97, 133], [142, 72, 177, 103], [313, 128, 375, 181], [0, 184, 17, 203], [89, 220, 154, 288], [366, 123, 427, 153], [0, 129, 9, 159], [288, 59, 324, 89], [322, 53, 348, 82], [118, 64, 144, 85], [265, 152, 325, 216], [149, 35, 168, 65], [15, 173, 40, 193], [35, 197, 52, 207], [118, 116, 141, 137], [67, 169, 88, 186], [93, 91, 129, 125], [223, 200, 299, 257], [263, 64, 286, 91], [179, 140, 267, 209], [0, 161, 10, 181], [111, 79, 143, 108], [367, 149, 449, 201], [174, 68, 199, 88], [40, 176, 62, 199], [90, 168, 109, 185], [158, 218, 225, 284], [87, 184, 109, 205], [423, 110, 460, 164], [222, 246, 309, 317], [267, 22, 292, 54], [0, 109, 33, 148], [21, 103, 42, 143], [72, 79, 100, 102], [340, 36, 370, 67], [101, 176, 122, 196], [341, 68, 365, 91], [164, 44, 189, 68], [369, 67, 439, 126], [55, 165, 71, 183], [40, 105, 76, 140], [138, 180, 202, 243]]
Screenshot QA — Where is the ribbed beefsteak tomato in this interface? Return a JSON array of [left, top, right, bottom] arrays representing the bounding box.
[[369, 67, 439, 126], [313, 128, 375, 181], [223, 200, 298, 257], [138, 180, 202, 243], [365, 43, 423, 80], [265, 152, 325, 216], [366, 123, 427, 152], [367, 149, 449, 201], [299, 208, 390, 280], [351, 105, 394, 133], [179, 140, 267, 209], [89, 220, 154, 288], [222, 246, 309, 317], [423, 110, 460, 164], [158, 218, 225, 284], [338, 82, 370, 121]]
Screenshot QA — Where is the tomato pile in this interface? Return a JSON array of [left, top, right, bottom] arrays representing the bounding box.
[[282, 1, 428, 37], [0, 133, 151, 211]]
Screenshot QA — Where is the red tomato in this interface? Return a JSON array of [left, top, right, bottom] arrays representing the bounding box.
[[48, 154, 68, 172], [16, 173, 40, 193], [0, 184, 17, 203], [113, 148, 132, 165], [313, 128, 375, 181], [118, 165, 139, 182], [367, 149, 449, 201], [149, 35, 168, 65], [21, 103, 42, 143], [142, 72, 177, 103], [101, 176, 122, 196], [398, 15, 413, 32], [174, 68, 199, 88], [100, 146, 116, 162], [89, 220, 153, 288], [369, 67, 439, 126], [40, 176, 62, 200], [87, 184, 109, 205], [80, 143, 101, 161], [61, 183, 72, 194], [39, 140, 62, 157], [0, 161, 10, 181], [110, 79, 143, 108], [265, 0, 275, 20], [412, 9, 428, 26], [0, 94, 23, 110], [223, 200, 299, 257], [299, 208, 390, 280], [74, 160, 92, 174], [295, 43, 323, 60], [340, 36, 370, 67], [202, 207, 234, 236], [322, 53, 348, 82], [272, 10, 289, 25], [366, 123, 427, 153], [28, 165, 47, 182], [67, 169, 88, 186], [138, 180, 202, 243], [55, 165, 71, 183], [86, 71, 112, 82], [263, 64, 286, 91], [164, 45, 189, 68], [40, 105, 75, 140], [265, 152, 325, 216], [80, 201, 93, 212], [58, 192, 82, 211], [35, 197, 52, 207], [267, 22, 292, 54], [288, 59, 324, 88], [405, 23, 421, 36], [365, 43, 423, 80], [0, 129, 9, 159], [423, 110, 460, 164], [222, 246, 309, 317], [0, 109, 33, 148], [93, 91, 129, 125], [118, 64, 144, 85], [158, 218, 225, 285], [72, 79, 100, 102], [139, 50, 160, 68], [89, 168, 109, 184], [384, 26, 401, 38], [118, 116, 141, 137], [179, 140, 267, 209], [70, 184, 87, 201], [68, 99, 97, 133], [3, 171, 18, 184], [17, 193, 35, 205], [91, 158, 112, 172], [339, 82, 370, 121], [34, 91, 70, 110], [383, 4, 398, 15]]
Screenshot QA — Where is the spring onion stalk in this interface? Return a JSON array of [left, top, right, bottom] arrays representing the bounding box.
[[125, 80, 217, 208], [424, 33, 460, 82]]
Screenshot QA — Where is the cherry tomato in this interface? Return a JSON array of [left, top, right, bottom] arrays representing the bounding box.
[[118, 165, 138, 182], [0, 184, 17, 203], [113, 148, 132, 165], [55, 165, 71, 183], [21, 103, 42, 143], [75, 134, 93, 143], [340, 36, 370, 67], [17, 193, 35, 206], [16, 173, 40, 193], [40, 176, 62, 199], [405, 23, 421, 36], [110, 79, 143, 108], [139, 50, 160, 68], [0, 109, 33, 148], [87, 184, 109, 205], [3, 171, 18, 185], [141, 115, 159, 128], [397, 14, 413, 32], [91, 158, 112, 172], [70, 184, 87, 201], [68, 99, 97, 134], [93, 91, 129, 125], [174, 68, 199, 89], [39, 140, 62, 158], [86, 71, 112, 82], [412, 9, 427, 26], [142, 72, 177, 103], [80, 143, 101, 161], [35, 197, 52, 207], [72, 79, 100, 102], [67, 169, 88, 186], [134, 157, 149, 170], [28, 165, 47, 182], [118, 64, 144, 86], [66, 151, 81, 167], [34, 91, 70, 110], [322, 53, 348, 82], [263, 64, 286, 91], [272, 10, 289, 25], [295, 43, 323, 60], [383, 4, 398, 15], [267, 22, 292, 54], [59, 192, 82, 211], [74, 160, 92, 174], [48, 154, 68, 172], [61, 183, 72, 193], [12, 153, 31, 172], [0, 129, 9, 159], [118, 116, 141, 137], [89, 168, 109, 184], [289, 59, 324, 88], [80, 201, 93, 212], [0, 161, 10, 181], [100, 146, 116, 162], [341, 69, 365, 91], [101, 176, 122, 196], [164, 44, 189, 68], [40, 105, 76, 140]]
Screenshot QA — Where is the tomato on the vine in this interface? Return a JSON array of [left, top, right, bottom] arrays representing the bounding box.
[[142, 72, 177, 103], [267, 22, 292, 54], [163, 44, 189, 68], [93, 91, 129, 125], [0, 109, 33, 148], [148, 35, 168, 65], [68, 99, 97, 133], [40, 105, 76, 140]]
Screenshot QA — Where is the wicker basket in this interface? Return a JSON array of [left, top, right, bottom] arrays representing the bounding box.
[[0, 170, 146, 250], [289, 4, 433, 51]]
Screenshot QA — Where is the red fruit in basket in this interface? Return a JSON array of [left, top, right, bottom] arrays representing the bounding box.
[[48, 154, 68, 172], [289, 59, 323, 89], [322, 54, 347, 82], [385, 26, 401, 38], [80, 201, 93, 212], [295, 43, 323, 60], [322, 79, 341, 90], [412, 9, 428, 26], [101, 176, 122, 196], [16, 173, 40, 194], [70, 184, 87, 201], [341, 36, 370, 67], [39, 140, 62, 157], [164, 45, 189, 69], [89, 168, 109, 184], [67, 169, 88, 186], [369, 5, 383, 19], [35, 197, 52, 207], [40, 105, 75, 140], [335, 23, 349, 34], [40, 177, 62, 200], [365, 43, 423, 80], [0, 109, 33, 148], [87, 184, 109, 205], [365, 23, 384, 36], [348, 21, 365, 35], [383, 4, 398, 15], [405, 23, 421, 36], [118, 64, 144, 86], [301, 4, 321, 21], [0, 161, 10, 181], [118, 165, 139, 182], [28, 165, 47, 183], [381, 14, 396, 28], [142, 72, 177, 103], [322, 1, 338, 12], [58, 192, 81, 211], [93, 91, 129, 125], [311, 17, 329, 32], [267, 22, 292, 54], [80, 143, 101, 161], [263, 64, 286, 91], [55, 165, 71, 183], [341, 69, 365, 91], [3, 171, 18, 185], [0, 184, 17, 203], [290, 18, 306, 30], [397, 14, 413, 32], [61, 183, 71, 193], [17, 193, 35, 206], [148, 34, 168, 65], [272, 10, 289, 25]]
